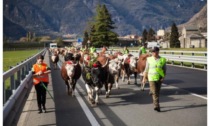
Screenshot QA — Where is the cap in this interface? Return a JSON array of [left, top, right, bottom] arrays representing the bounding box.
[[151, 47, 159, 52], [37, 55, 44, 60]]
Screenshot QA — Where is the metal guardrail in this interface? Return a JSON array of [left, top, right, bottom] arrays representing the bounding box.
[[3, 49, 46, 126], [107, 49, 207, 69], [110, 49, 207, 56]]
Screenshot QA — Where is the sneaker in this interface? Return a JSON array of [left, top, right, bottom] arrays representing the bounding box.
[[43, 106, 47, 113], [38, 109, 42, 114], [154, 107, 160, 112]]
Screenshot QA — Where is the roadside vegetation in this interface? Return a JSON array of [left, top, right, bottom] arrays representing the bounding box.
[[3, 49, 41, 72]]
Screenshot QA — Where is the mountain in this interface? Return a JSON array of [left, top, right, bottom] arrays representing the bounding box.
[[178, 4, 207, 31], [3, 0, 207, 39], [3, 16, 27, 39]]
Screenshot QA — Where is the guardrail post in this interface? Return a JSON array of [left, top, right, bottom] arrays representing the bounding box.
[[172, 61, 174, 65], [192, 63, 195, 68], [204, 64, 207, 70], [10, 66, 15, 90], [25, 63, 29, 75], [21, 62, 25, 80], [3, 81, 6, 104], [24, 60, 29, 75], [16, 70, 21, 88], [181, 62, 183, 66], [16, 63, 21, 87], [5, 89, 12, 103]]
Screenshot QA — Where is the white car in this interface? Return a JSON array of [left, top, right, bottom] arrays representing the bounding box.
[[147, 41, 160, 48]]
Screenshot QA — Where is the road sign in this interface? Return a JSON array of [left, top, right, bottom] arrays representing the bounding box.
[[77, 38, 83, 43]]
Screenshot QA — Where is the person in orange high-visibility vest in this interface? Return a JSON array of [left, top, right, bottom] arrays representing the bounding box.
[[32, 55, 51, 113]]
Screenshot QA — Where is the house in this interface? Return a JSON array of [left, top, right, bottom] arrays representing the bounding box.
[[179, 26, 207, 48], [157, 29, 165, 38]]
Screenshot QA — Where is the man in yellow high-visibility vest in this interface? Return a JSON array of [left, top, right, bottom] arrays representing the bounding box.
[[139, 43, 147, 57], [142, 47, 166, 112], [90, 46, 96, 54]]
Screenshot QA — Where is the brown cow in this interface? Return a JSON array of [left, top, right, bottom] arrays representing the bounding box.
[[51, 51, 59, 69], [136, 54, 151, 90], [97, 55, 122, 98], [61, 61, 81, 96], [81, 54, 108, 105], [121, 55, 138, 85]]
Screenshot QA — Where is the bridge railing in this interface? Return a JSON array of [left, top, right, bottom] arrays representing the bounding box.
[[3, 49, 46, 126], [106, 49, 207, 69]]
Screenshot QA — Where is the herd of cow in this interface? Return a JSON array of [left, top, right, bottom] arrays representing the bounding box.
[[49, 47, 150, 105]]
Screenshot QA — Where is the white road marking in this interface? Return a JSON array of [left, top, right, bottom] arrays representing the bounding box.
[[162, 83, 207, 100], [189, 93, 207, 100], [58, 62, 100, 126], [75, 84, 100, 126]]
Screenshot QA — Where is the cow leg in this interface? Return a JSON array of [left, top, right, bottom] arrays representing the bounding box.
[[55, 63, 57, 69], [127, 75, 130, 85], [141, 82, 146, 91], [53, 63, 55, 69], [71, 84, 75, 96], [106, 83, 112, 98], [68, 80, 73, 95], [134, 72, 137, 85], [85, 84, 95, 104], [95, 86, 99, 105], [115, 75, 120, 89], [71, 80, 76, 97], [122, 70, 125, 82], [104, 83, 109, 98], [139, 74, 145, 91], [65, 81, 71, 95]]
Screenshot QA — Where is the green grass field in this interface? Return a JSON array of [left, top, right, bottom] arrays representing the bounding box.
[[3, 49, 41, 72], [3, 49, 41, 89]]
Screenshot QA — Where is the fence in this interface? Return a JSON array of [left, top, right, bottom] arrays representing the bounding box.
[[3, 49, 46, 126], [107, 49, 207, 69]]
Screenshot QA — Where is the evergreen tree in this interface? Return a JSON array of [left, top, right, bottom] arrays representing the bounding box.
[[55, 37, 64, 47], [89, 24, 97, 47], [82, 31, 89, 47], [142, 29, 148, 44], [170, 22, 180, 48], [89, 4, 118, 47], [147, 28, 155, 42]]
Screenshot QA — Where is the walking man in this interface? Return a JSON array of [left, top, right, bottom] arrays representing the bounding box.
[[142, 47, 166, 112], [32, 55, 51, 113], [139, 43, 147, 57]]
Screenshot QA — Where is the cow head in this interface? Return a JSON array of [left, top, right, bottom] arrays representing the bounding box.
[[65, 61, 76, 78], [91, 61, 101, 84], [129, 56, 137, 70], [108, 59, 119, 75], [65, 53, 74, 61], [51, 55, 56, 62], [93, 52, 99, 58]]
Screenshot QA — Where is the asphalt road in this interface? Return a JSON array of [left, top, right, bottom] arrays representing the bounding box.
[[18, 52, 207, 126]]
